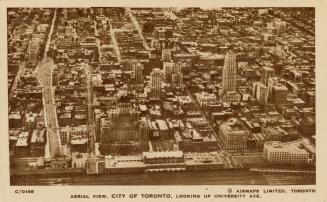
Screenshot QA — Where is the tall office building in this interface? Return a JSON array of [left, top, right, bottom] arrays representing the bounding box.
[[261, 66, 275, 86], [162, 49, 172, 62], [163, 62, 174, 82], [172, 62, 183, 89], [222, 53, 237, 93], [268, 77, 279, 101], [253, 82, 268, 104], [163, 62, 182, 84], [151, 38, 160, 49], [132, 61, 143, 84], [28, 40, 39, 61], [173, 62, 182, 74], [272, 84, 288, 105], [172, 72, 183, 89], [150, 68, 163, 98]]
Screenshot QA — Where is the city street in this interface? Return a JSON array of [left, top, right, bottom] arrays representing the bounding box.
[[126, 8, 151, 56], [36, 59, 60, 157], [85, 64, 95, 155], [9, 62, 25, 101], [44, 9, 57, 59], [106, 18, 121, 62]]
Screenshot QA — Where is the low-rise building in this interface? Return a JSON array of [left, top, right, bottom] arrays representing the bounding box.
[[30, 128, 46, 157], [263, 139, 315, 165], [104, 155, 146, 174], [219, 118, 249, 151], [184, 152, 224, 171], [272, 84, 288, 105], [59, 125, 89, 145], [195, 92, 217, 107], [176, 129, 218, 152], [15, 132, 30, 157]]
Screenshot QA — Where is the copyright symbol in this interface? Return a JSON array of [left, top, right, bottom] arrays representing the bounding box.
[[227, 188, 232, 193]]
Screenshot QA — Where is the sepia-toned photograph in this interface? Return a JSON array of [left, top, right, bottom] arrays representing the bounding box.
[[8, 7, 316, 186]]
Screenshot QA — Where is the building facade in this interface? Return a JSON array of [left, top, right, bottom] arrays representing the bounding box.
[[150, 68, 163, 98], [222, 53, 237, 93], [263, 140, 315, 165], [261, 66, 275, 86], [253, 82, 268, 104], [219, 118, 248, 151], [132, 61, 143, 84]]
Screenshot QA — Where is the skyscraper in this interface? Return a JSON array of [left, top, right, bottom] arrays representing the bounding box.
[[132, 61, 143, 84], [222, 53, 237, 93], [268, 77, 279, 101], [253, 82, 268, 104], [172, 72, 183, 89], [261, 66, 275, 86], [173, 62, 182, 74], [272, 84, 288, 105], [163, 62, 174, 82], [162, 49, 172, 62], [150, 68, 162, 98], [163, 62, 182, 84], [28, 39, 39, 61], [171, 62, 183, 89]]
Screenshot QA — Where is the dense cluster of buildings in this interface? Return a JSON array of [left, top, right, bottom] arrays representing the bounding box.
[[8, 8, 53, 159], [8, 7, 316, 175]]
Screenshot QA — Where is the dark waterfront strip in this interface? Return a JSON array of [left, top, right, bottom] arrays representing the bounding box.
[[11, 170, 316, 186]]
